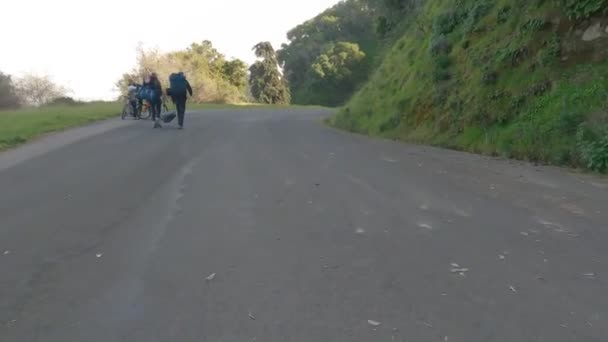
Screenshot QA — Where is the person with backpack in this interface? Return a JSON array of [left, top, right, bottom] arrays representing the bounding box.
[[148, 73, 163, 126], [167, 72, 193, 129]]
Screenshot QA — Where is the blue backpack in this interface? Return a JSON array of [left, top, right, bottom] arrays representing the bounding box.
[[169, 73, 187, 95], [137, 86, 156, 101]]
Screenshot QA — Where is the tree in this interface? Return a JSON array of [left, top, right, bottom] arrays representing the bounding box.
[[312, 42, 366, 81], [116, 41, 249, 104], [249, 42, 290, 104], [0, 71, 21, 109], [14, 73, 68, 106], [222, 59, 248, 90], [277, 0, 377, 105]]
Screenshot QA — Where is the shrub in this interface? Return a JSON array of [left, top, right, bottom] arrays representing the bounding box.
[[463, 1, 494, 33], [521, 18, 547, 32], [49, 97, 82, 105], [577, 124, 608, 172], [433, 68, 451, 81], [497, 6, 511, 24], [435, 54, 451, 69], [433, 11, 464, 35], [482, 71, 498, 85], [558, 0, 608, 20], [430, 34, 452, 56]]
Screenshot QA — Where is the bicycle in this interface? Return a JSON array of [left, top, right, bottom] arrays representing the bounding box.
[[121, 95, 138, 120]]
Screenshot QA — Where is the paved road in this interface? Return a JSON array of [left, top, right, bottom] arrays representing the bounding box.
[[1, 108, 607, 342]]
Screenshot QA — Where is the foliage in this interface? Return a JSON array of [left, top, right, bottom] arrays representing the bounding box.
[[312, 42, 366, 80], [557, 0, 607, 20], [0, 71, 20, 109], [249, 42, 291, 105], [117, 41, 249, 104], [14, 73, 69, 106], [577, 124, 608, 172], [329, 0, 608, 172], [277, 0, 377, 106], [49, 96, 83, 105]]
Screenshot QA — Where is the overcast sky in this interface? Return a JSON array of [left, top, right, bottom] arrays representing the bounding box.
[[0, 0, 340, 100]]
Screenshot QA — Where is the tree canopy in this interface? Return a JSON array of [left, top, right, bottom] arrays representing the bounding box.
[[248, 42, 290, 105], [14, 73, 69, 107], [0, 71, 21, 109], [116, 41, 249, 104]]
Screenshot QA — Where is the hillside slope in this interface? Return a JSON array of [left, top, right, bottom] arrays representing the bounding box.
[[330, 0, 608, 172]]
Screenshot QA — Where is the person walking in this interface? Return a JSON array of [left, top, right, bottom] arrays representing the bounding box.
[[167, 72, 193, 129], [148, 73, 163, 127]]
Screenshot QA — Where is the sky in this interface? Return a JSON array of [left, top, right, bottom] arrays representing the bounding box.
[[0, 0, 341, 101]]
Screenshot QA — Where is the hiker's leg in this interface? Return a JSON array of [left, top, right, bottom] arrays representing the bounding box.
[[130, 100, 137, 117], [177, 98, 186, 126]]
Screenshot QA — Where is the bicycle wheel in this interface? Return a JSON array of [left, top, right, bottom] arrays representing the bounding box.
[[121, 103, 130, 120], [138, 101, 151, 120]]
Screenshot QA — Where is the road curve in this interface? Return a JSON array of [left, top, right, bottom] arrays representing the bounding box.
[[1, 108, 607, 342]]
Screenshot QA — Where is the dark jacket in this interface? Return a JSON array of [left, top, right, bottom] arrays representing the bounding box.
[[168, 79, 193, 100], [185, 80, 193, 97]]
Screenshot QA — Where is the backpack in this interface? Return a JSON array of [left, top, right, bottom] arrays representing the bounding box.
[[137, 86, 156, 101], [169, 73, 187, 96]]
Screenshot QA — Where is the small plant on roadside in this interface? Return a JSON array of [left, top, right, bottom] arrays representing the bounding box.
[[559, 0, 608, 20], [577, 124, 608, 172]]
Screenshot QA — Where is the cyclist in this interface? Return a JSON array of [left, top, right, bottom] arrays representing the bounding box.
[[126, 80, 141, 118]]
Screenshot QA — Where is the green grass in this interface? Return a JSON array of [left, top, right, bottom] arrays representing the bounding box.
[[0, 101, 332, 151], [0, 102, 121, 150], [330, 0, 608, 172]]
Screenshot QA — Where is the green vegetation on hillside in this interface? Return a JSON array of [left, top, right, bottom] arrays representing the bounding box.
[[325, 0, 608, 172]]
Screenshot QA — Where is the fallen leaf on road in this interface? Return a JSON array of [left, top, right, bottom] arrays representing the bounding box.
[[248, 312, 256, 320], [206, 273, 216, 281], [509, 285, 518, 293], [96, 254, 103, 258], [586, 321, 593, 327], [499, 255, 505, 260], [450, 263, 460, 268], [355, 228, 365, 234], [418, 223, 433, 229], [560, 324, 568, 328], [417, 321, 433, 328], [3, 250, 10, 255], [368, 320, 381, 327]]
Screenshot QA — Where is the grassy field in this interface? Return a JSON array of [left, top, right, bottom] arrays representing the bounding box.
[[0, 102, 121, 150], [330, 0, 608, 173], [0, 101, 330, 151]]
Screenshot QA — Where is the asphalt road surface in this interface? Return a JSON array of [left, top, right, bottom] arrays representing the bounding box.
[[1, 108, 607, 342]]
